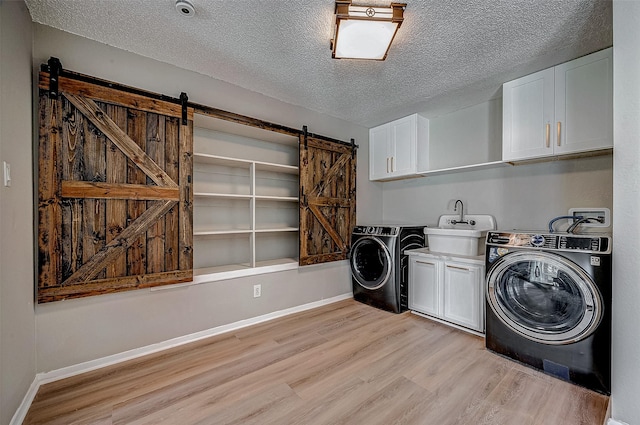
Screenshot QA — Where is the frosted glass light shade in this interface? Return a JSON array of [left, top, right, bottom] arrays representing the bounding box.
[[334, 20, 399, 60], [332, 1, 406, 60]]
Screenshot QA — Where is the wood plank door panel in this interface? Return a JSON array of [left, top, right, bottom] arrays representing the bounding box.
[[37, 71, 193, 302], [299, 137, 356, 266]]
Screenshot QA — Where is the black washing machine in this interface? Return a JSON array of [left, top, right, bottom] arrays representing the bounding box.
[[485, 231, 612, 395], [350, 225, 425, 313]]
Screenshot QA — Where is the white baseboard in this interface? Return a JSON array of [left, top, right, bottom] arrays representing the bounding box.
[[11, 293, 352, 425], [608, 419, 630, 425], [410, 310, 485, 338], [10, 377, 41, 425]]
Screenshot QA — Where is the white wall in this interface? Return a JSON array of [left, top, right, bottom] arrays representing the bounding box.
[[379, 97, 612, 231], [383, 155, 613, 230], [30, 24, 378, 373], [612, 1, 640, 424], [0, 1, 36, 424]]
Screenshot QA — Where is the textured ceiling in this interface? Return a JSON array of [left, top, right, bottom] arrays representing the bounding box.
[[24, 0, 612, 127]]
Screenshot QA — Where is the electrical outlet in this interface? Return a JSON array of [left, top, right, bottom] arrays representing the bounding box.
[[253, 284, 261, 298], [568, 208, 610, 228]]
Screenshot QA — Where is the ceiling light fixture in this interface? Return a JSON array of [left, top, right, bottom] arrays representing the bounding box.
[[175, 0, 195, 17], [331, 0, 406, 60]]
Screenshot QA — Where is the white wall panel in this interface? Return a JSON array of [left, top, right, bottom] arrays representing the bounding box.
[[612, 1, 640, 424], [0, 2, 36, 423], [382, 142, 612, 232]]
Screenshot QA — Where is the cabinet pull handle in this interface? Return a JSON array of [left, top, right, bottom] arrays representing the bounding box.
[[446, 264, 470, 271], [546, 123, 550, 148], [416, 260, 436, 266], [386, 157, 390, 173], [557, 122, 561, 146]]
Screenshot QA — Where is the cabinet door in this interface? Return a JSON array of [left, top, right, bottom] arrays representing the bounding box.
[[369, 124, 390, 180], [502, 68, 555, 161], [442, 262, 483, 332], [389, 115, 416, 177], [409, 258, 441, 317], [555, 48, 613, 155]]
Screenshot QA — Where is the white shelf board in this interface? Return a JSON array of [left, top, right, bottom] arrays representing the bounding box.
[[255, 161, 298, 174], [193, 153, 298, 175], [194, 193, 297, 202], [193, 258, 298, 284], [418, 160, 508, 177], [193, 153, 251, 168], [193, 192, 252, 200], [255, 195, 299, 202], [194, 228, 298, 236], [194, 229, 252, 236], [254, 227, 299, 233]]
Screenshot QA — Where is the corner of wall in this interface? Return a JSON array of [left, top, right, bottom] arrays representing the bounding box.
[[0, 1, 37, 423]]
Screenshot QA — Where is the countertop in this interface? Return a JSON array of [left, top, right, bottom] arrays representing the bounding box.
[[404, 247, 485, 265]]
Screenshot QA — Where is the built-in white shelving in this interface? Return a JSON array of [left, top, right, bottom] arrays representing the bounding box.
[[192, 117, 300, 281]]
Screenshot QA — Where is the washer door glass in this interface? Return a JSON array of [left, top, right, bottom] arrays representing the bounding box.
[[351, 236, 392, 290], [487, 251, 603, 345]]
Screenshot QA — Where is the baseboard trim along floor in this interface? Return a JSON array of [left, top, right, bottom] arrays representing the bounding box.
[[608, 419, 630, 425], [11, 293, 353, 425]]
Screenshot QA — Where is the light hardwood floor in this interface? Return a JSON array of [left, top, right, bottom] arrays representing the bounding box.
[[24, 299, 609, 424]]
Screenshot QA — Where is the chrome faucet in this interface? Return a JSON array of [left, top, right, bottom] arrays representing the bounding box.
[[451, 199, 476, 225], [454, 199, 464, 224]]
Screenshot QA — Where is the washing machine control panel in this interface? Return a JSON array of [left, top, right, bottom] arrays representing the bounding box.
[[558, 235, 608, 252], [486, 231, 611, 254], [352, 226, 399, 236]]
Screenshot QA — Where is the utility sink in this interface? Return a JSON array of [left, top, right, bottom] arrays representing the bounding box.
[[424, 214, 497, 256]]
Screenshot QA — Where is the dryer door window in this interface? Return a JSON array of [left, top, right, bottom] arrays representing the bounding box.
[[351, 237, 392, 290], [486, 251, 603, 345]]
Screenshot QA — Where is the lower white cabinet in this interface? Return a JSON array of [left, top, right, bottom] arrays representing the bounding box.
[[442, 262, 483, 331], [408, 251, 485, 333], [408, 257, 441, 317]]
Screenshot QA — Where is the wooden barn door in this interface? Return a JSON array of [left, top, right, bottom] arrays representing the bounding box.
[[299, 136, 356, 266], [37, 68, 193, 302]]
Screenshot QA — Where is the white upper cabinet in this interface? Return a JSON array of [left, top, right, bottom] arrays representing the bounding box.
[[369, 114, 428, 181], [554, 48, 613, 155], [503, 48, 612, 162], [502, 68, 555, 161]]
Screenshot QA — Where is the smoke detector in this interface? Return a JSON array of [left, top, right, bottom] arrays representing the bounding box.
[[175, 0, 195, 17]]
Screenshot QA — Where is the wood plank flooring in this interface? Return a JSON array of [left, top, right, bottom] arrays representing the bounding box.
[[24, 299, 609, 424]]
